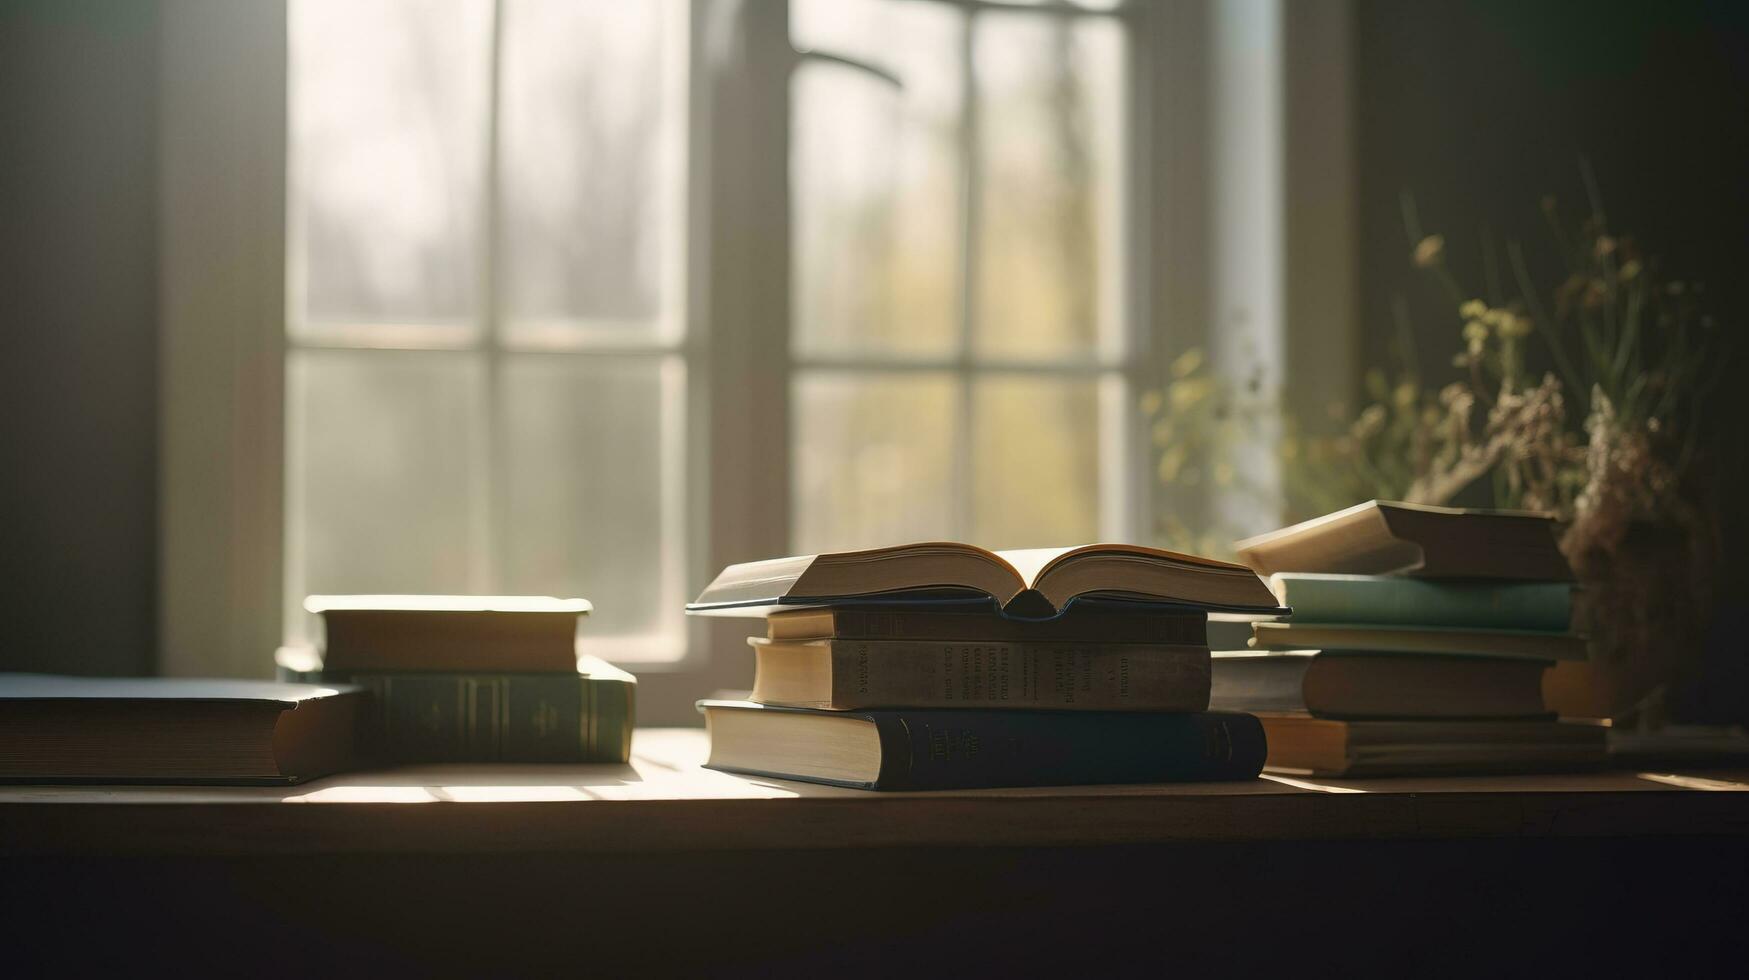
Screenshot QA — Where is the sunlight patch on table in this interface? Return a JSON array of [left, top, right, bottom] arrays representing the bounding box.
[[1635, 772, 1749, 792]]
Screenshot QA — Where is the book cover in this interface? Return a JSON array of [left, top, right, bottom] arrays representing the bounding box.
[[0, 675, 365, 784], [1249, 621, 1584, 661], [1235, 500, 1572, 581], [750, 637, 1210, 712], [1268, 573, 1573, 631], [280, 656, 633, 763], [767, 605, 1208, 645], [699, 700, 1266, 790]]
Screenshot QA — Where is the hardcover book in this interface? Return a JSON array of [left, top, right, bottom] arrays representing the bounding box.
[[0, 675, 365, 784], [1235, 500, 1573, 581], [1266, 573, 1573, 631], [699, 699, 1267, 790], [689, 542, 1285, 619], [1209, 650, 1550, 719], [1249, 621, 1584, 661], [749, 637, 1210, 712], [307, 594, 592, 673], [1256, 714, 1608, 777], [278, 652, 633, 763], [766, 605, 1208, 645]]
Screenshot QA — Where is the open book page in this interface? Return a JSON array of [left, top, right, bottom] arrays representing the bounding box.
[[994, 547, 1078, 588], [1015, 543, 1255, 583]]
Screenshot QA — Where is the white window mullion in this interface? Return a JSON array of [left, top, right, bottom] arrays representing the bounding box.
[[951, 5, 980, 543], [473, 0, 508, 597]]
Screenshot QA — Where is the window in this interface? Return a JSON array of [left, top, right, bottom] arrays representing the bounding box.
[[162, 0, 1350, 697], [284, 0, 1141, 669], [789, 0, 1135, 554], [286, 0, 689, 662]]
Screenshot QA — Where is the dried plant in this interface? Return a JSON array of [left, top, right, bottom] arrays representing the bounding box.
[[1147, 166, 1727, 558]]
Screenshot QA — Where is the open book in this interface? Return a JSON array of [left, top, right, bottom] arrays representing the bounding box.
[[687, 542, 1286, 619]]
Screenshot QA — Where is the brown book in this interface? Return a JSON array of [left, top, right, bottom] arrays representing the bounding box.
[[1210, 650, 1550, 719], [748, 637, 1210, 712], [1234, 500, 1572, 581], [766, 606, 1208, 645], [308, 595, 591, 672], [0, 675, 365, 784], [688, 543, 1284, 618], [1249, 621, 1584, 662], [1255, 714, 1608, 777]]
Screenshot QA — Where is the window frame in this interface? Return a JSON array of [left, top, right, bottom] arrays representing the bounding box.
[[157, 0, 1355, 727]]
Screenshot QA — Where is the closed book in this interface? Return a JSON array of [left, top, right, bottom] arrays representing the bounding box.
[[766, 605, 1207, 645], [1257, 714, 1608, 777], [1250, 621, 1584, 661], [280, 654, 633, 763], [308, 594, 591, 673], [0, 675, 365, 784], [749, 637, 1210, 712], [699, 699, 1266, 790], [1210, 650, 1550, 719], [1267, 573, 1572, 631], [1235, 500, 1573, 581]]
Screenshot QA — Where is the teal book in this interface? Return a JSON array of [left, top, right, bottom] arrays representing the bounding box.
[[1268, 573, 1572, 631], [277, 652, 633, 764]]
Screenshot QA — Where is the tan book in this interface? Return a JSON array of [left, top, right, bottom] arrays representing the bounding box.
[[766, 606, 1207, 645], [689, 543, 1283, 618], [1256, 714, 1608, 777], [1210, 650, 1550, 719], [308, 595, 591, 673], [748, 637, 1210, 712], [1234, 500, 1572, 581], [1249, 621, 1584, 661]]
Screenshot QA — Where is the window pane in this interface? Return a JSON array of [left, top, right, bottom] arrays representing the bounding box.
[[500, 0, 682, 338], [501, 355, 683, 658], [974, 13, 1123, 360], [289, 0, 490, 328], [972, 375, 1100, 548], [791, 1, 962, 358], [998, 0, 1123, 10], [794, 372, 956, 552], [287, 351, 484, 643]]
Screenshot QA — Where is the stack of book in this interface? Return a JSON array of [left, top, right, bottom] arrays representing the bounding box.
[[278, 595, 633, 764], [687, 542, 1288, 790], [1221, 501, 1607, 777]]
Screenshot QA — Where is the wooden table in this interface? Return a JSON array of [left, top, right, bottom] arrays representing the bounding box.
[[4, 728, 1748, 855], [4, 729, 1747, 974]]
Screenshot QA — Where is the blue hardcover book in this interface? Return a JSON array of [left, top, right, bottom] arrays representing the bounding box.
[[698, 700, 1266, 790]]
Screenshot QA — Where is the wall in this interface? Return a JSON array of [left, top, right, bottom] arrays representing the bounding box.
[[0, 1, 160, 674]]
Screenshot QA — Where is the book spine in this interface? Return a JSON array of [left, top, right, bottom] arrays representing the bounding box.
[[1277, 576, 1572, 631], [823, 641, 1208, 712], [789, 610, 1206, 645], [301, 671, 632, 763], [873, 710, 1266, 790]]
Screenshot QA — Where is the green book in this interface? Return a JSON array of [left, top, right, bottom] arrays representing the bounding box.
[[1268, 573, 1572, 631], [277, 653, 634, 764]]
